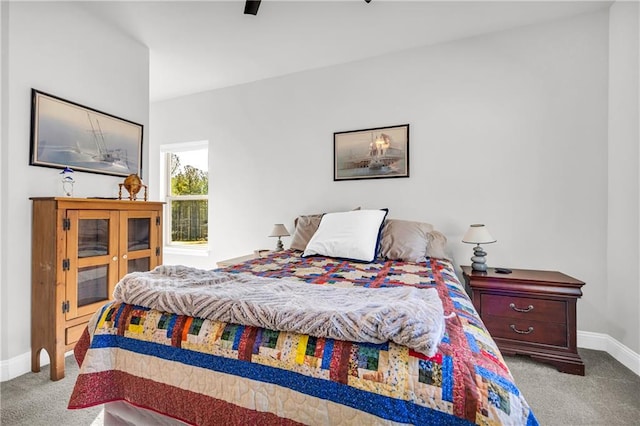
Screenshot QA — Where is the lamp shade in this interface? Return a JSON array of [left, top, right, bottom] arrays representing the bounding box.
[[269, 224, 290, 238], [462, 224, 496, 245]]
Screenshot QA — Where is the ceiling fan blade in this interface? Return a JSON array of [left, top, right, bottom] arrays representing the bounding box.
[[244, 0, 261, 15]]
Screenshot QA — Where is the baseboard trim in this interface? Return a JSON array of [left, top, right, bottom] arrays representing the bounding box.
[[578, 330, 640, 376], [2, 332, 638, 382], [0, 350, 74, 382]]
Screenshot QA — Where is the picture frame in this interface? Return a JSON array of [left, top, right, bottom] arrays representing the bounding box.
[[334, 123, 409, 181], [30, 89, 143, 178]]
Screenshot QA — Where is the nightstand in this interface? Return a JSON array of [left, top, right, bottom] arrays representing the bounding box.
[[461, 266, 585, 375], [216, 250, 270, 268]]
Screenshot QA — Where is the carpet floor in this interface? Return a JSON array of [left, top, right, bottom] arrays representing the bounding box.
[[1, 348, 638, 425], [507, 348, 640, 425]]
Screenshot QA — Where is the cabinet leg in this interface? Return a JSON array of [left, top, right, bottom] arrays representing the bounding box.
[[50, 350, 65, 381], [31, 348, 41, 373]]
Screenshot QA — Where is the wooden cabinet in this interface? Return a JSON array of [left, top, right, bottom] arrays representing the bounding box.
[[30, 197, 164, 380], [462, 266, 585, 375]]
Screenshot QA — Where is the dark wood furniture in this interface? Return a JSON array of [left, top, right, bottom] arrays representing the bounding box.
[[462, 266, 585, 375], [31, 197, 164, 380]]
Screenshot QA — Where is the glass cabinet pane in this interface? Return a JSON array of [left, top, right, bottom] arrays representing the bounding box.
[[78, 265, 108, 306], [128, 258, 150, 273], [78, 219, 109, 258], [128, 218, 150, 251]]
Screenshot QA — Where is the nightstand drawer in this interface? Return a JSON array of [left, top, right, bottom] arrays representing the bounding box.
[[483, 315, 568, 347], [481, 294, 566, 323]]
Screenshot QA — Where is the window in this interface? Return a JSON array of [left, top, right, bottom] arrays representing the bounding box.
[[162, 142, 208, 250]]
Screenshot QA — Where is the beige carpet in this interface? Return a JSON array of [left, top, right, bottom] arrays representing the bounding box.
[[507, 348, 640, 425], [1, 348, 639, 425], [1, 356, 102, 425]]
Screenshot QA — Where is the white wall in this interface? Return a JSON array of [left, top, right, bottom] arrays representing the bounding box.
[[151, 11, 613, 344], [0, 2, 149, 378], [0, 0, 8, 377], [607, 2, 640, 358]]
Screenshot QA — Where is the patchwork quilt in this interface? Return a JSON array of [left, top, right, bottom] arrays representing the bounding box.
[[69, 251, 538, 426]]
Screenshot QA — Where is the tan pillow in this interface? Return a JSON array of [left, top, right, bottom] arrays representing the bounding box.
[[426, 230, 449, 260], [290, 214, 323, 251], [379, 219, 434, 262]]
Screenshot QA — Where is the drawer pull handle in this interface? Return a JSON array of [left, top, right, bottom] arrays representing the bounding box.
[[509, 303, 534, 313], [510, 324, 534, 334]]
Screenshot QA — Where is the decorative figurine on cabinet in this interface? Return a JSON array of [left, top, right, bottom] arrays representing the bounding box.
[[60, 166, 75, 197], [118, 174, 148, 201]]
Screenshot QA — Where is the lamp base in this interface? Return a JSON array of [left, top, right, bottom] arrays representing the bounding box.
[[275, 238, 284, 251], [471, 262, 488, 272], [470, 245, 488, 272]]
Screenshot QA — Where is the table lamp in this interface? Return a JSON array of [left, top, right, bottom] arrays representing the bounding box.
[[269, 224, 290, 251], [462, 224, 496, 272]]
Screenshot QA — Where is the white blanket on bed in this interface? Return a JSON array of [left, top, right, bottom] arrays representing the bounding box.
[[113, 265, 445, 357]]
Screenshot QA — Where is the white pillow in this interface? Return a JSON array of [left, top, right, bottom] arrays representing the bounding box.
[[302, 209, 388, 262]]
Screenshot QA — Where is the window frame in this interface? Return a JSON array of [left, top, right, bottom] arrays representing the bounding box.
[[160, 141, 209, 253]]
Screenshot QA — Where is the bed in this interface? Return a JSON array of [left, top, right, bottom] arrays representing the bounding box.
[[68, 211, 538, 425]]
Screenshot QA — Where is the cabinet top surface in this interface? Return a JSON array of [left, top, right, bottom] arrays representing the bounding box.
[[31, 197, 164, 206], [461, 265, 584, 286]]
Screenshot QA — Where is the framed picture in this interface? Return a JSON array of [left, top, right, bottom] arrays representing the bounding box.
[[334, 123, 409, 181], [30, 89, 143, 178]]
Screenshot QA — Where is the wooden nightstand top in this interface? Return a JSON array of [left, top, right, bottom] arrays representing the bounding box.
[[217, 254, 257, 268], [461, 266, 585, 297], [216, 250, 271, 268], [461, 266, 584, 285]]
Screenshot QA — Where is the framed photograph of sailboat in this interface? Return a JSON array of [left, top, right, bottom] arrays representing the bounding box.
[[29, 89, 143, 178], [334, 123, 409, 181]]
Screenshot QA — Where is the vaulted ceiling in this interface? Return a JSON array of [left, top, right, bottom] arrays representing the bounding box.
[[80, 1, 612, 102]]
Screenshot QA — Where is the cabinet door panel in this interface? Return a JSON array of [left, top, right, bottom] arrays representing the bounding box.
[[128, 257, 150, 273], [77, 218, 110, 258], [128, 217, 151, 251], [66, 210, 119, 320], [77, 265, 109, 307], [119, 211, 161, 276]]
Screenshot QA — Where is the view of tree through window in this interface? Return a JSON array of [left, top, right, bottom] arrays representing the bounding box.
[[167, 148, 208, 247]]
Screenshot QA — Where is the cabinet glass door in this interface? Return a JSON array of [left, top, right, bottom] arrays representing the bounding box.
[[128, 218, 151, 252], [119, 211, 161, 277], [128, 257, 150, 273], [78, 218, 109, 258], [66, 210, 119, 320], [77, 265, 109, 306]]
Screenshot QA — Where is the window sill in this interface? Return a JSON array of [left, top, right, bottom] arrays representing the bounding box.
[[164, 246, 210, 257]]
